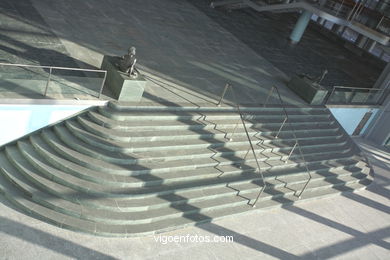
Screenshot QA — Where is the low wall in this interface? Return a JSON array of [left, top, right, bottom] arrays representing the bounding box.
[[0, 104, 91, 146]]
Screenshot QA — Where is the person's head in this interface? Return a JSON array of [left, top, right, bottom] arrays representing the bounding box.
[[128, 46, 136, 55]]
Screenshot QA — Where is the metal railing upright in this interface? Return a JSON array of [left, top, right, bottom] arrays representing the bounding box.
[[263, 86, 312, 198], [0, 62, 107, 98], [217, 83, 266, 207]]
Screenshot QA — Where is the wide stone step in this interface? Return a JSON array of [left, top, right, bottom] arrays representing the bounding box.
[[0, 149, 369, 224], [0, 164, 371, 237], [98, 106, 332, 121], [87, 110, 336, 131], [54, 123, 348, 164], [19, 136, 364, 192], [33, 129, 353, 176], [76, 115, 340, 142], [108, 102, 330, 113], [60, 120, 344, 153], [6, 142, 368, 201], [0, 103, 373, 237], [87, 111, 334, 131]]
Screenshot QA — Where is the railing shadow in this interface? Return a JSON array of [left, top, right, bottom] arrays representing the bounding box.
[[0, 214, 117, 260]]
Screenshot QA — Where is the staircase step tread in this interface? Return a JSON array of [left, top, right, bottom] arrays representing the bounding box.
[[28, 132, 360, 184], [108, 102, 330, 112], [0, 149, 369, 225], [88, 110, 335, 130], [0, 103, 373, 237], [62, 120, 344, 151], [1, 146, 369, 214], [58, 122, 348, 163], [99, 107, 332, 120], [20, 136, 364, 193], [0, 165, 370, 236], [78, 115, 339, 140], [35, 129, 353, 176]]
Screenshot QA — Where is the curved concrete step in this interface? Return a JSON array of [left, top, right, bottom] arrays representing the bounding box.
[[58, 121, 347, 165], [108, 102, 330, 113], [0, 149, 370, 224], [76, 115, 340, 142], [87, 110, 336, 131], [35, 128, 352, 177], [61, 119, 344, 153], [0, 164, 372, 237], [20, 134, 364, 192], [7, 141, 368, 199], [98, 106, 332, 121], [0, 103, 373, 237]]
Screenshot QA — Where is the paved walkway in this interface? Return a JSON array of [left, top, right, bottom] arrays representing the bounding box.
[[1, 0, 384, 106], [0, 2, 389, 258], [0, 138, 389, 259], [0, 0, 344, 106]]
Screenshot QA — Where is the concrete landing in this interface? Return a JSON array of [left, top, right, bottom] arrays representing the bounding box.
[[1, 0, 384, 106], [0, 0, 308, 106]]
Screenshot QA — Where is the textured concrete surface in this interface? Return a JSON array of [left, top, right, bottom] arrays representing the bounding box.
[[0, 0, 106, 100], [0, 138, 389, 259], [0, 2, 388, 257], [28, 0, 300, 106], [188, 1, 385, 89], [1, 0, 384, 105]]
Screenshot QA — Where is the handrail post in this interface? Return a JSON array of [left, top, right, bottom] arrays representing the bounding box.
[[239, 148, 251, 168], [363, 88, 371, 103], [226, 84, 266, 208], [347, 88, 355, 104], [263, 86, 275, 107], [326, 86, 336, 104], [98, 71, 107, 98], [217, 83, 230, 106], [228, 119, 240, 141], [285, 141, 297, 163], [44, 67, 53, 96], [275, 117, 287, 139], [272, 85, 312, 199]]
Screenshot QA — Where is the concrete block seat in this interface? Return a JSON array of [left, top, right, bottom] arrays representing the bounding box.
[[0, 101, 373, 236]]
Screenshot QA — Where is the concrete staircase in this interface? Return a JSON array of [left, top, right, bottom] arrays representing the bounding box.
[[0, 101, 372, 236]]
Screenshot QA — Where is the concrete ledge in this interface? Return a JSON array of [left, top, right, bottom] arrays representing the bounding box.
[[288, 75, 328, 105], [101, 55, 145, 102]]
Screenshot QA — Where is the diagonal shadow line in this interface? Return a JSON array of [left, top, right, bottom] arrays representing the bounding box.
[[0, 216, 118, 260], [200, 222, 301, 259], [299, 226, 390, 259], [284, 206, 390, 250], [366, 183, 390, 201], [341, 191, 390, 215]]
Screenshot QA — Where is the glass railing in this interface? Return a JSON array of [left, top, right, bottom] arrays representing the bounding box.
[[0, 63, 107, 99], [326, 86, 387, 105]]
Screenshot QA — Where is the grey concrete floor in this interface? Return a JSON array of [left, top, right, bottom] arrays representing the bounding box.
[[0, 0, 326, 106], [0, 138, 389, 259], [1, 0, 385, 105], [188, 1, 385, 89], [0, 2, 389, 259]]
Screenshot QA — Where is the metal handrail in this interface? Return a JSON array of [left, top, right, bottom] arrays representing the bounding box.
[[217, 83, 266, 207], [264, 86, 312, 198], [330, 86, 382, 90], [0, 62, 107, 98], [326, 85, 386, 105]]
